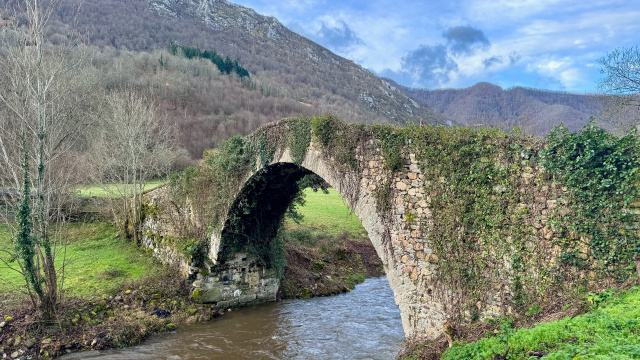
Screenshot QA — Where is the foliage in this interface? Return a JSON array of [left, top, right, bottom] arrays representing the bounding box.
[[525, 305, 542, 317], [288, 117, 312, 165], [13, 151, 42, 301], [539, 121, 640, 279], [179, 238, 208, 268], [311, 115, 365, 169], [170, 44, 250, 78], [441, 286, 640, 360], [403, 124, 542, 316], [270, 228, 287, 279], [370, 124, 408, 171]]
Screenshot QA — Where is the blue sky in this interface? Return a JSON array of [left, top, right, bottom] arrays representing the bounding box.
[[230, 0, 640, 93]]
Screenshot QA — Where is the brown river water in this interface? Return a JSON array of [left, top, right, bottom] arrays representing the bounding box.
[[63, 276, 405, 360]]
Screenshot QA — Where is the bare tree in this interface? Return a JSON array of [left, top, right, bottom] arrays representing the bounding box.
[[88, 90, 176, 244], [0, 0, 88, 318], [598, 47, 640, 102], [597, 47, 640, 134]]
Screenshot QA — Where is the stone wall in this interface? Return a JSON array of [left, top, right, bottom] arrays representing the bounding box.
[[141, 119, 609, 340], [192, 252, 280, 308]]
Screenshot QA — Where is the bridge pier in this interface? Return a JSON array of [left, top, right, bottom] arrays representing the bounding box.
[[192, 252, 280, 308]]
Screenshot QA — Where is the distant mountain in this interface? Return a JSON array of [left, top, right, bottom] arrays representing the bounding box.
[[47, 0, 446, 127], [404, 82, 603, 136]]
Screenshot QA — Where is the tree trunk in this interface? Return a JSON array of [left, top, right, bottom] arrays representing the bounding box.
[[635, 256, 640, 280]]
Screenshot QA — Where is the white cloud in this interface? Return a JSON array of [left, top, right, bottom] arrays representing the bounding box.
[[230, 0, 640, 91]]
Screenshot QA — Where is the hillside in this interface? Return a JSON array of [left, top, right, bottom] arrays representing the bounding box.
[[51, 0, 445, 126], [406, 82, 603, 136]]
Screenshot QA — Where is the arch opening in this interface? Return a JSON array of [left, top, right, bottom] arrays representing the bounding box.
[[206, 160, 391, 306], [218, 162, 313, 275]]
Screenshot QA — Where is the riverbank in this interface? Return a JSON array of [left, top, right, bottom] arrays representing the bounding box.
[[280, 230, 384, 299], [0, 230, 383, 359], [0, 223, 217, 359], [395, 281, 640, 360], [0, 189, 384, 359], [0, 267, 221, 358]]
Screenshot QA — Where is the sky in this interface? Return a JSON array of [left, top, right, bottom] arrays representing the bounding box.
[[229, 0, 640, 93]]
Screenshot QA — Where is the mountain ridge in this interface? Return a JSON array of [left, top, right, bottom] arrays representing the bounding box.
[[404, 81, 605, 135], [55, 0, 447, 126]]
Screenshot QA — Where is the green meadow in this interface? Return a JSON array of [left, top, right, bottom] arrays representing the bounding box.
[[0, 222, 164, 305], [76, 180, 166, 198], [286, 188, 367, 237], [0, 187, 365, 305]]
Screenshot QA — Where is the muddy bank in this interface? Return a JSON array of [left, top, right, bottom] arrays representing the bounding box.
[[0, 269, 222, 359], [280, 234, 384, 299]]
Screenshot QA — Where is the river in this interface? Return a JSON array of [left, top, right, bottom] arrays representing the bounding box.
[[64, 276, 405, 360]]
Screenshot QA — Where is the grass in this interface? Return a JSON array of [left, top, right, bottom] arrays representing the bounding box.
[[286, 188, 367, 237], [0, 186, 366, 306], [441, 287, 640, 360], [0, 222, 165, 304], [76, 179, 165, 198]]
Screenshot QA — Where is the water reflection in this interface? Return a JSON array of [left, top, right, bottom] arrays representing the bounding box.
[[64, 277, 404, 360]]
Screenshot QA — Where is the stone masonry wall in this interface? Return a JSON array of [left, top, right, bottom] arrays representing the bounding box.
[[141, 120, 592, 340]]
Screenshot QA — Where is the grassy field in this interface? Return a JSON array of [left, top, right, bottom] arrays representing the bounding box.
[[76, 179, 165, 198], [1, 187, 365, 302], [286, 188, 367, 237], [0, 222, 165, 304]]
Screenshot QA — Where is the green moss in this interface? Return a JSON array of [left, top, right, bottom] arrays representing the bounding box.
[[310, 115, 364, 169], [301, 288, 312, 299], [179, 238, 208, 267], [140, 202, 159, 223], [190, 289, 203, 303], [312, 260, 326, 271], [405, 210, 417, 224], [345, 273, 366, 291]]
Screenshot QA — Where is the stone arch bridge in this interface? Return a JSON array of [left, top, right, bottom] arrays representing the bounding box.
[[142, 116, 603, 339]]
